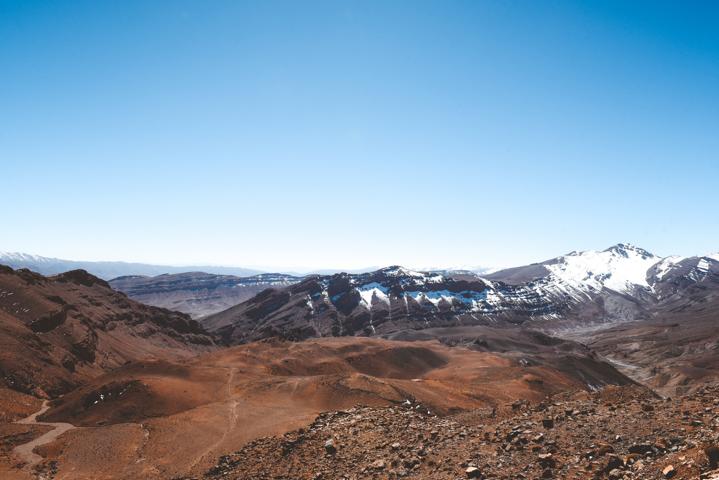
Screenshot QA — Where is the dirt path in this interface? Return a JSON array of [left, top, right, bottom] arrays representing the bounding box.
[[13, 400, 77, 467], [188, 367, 238, 471]]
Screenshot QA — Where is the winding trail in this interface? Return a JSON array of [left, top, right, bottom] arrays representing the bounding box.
[[13, 400, 76, 467], [188, 367, 238, 471]]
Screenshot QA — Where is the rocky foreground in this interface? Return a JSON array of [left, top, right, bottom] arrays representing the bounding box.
[[202, 384, 719, 480]]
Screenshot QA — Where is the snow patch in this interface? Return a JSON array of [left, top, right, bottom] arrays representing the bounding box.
[[404, 289, 502, 313], [357, 282, 390, 310], [381, 267, 445, 286], [653, 256, 685, 281], [697, 258, 710, 272]]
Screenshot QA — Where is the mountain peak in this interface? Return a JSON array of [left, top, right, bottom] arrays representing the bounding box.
[[378, 266, 422, 277], [603, 243, 656, 259], [53, 269, 111, 289], [547, 243, 660, 294]]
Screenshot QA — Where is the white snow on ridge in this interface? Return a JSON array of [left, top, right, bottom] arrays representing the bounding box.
[[409, 264, 501, 275], [404, 289, 502, 312], [381, 267, 444, 285], [545, 245, 659, 295], [315, 245, 719, 320], [687, 258, 712, 282], [406, 290, 455, 307], [0, 252, 50, 263], [383, 267, 423, 278], [357, 282, 390, 310], [405, 290, 452, 307]]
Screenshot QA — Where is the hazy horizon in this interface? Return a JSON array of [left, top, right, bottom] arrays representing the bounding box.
[[2, 240, 717, 276], [3, 1, 718, 269]]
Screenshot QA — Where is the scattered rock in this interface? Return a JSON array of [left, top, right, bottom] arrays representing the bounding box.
[[369, 459, 386, 470], [706, 445, 719, 469], [202, 384, 719, 480], [628, 443, 653, 455], [605, 454, 624, 472], [324, 438, 336, 454], [538, 453, 556, 468], [465, 466, 481, 478], [608, 468, 623, 479]]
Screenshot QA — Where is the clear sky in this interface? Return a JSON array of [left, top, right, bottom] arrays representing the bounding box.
[[1, 0, 718, 271]]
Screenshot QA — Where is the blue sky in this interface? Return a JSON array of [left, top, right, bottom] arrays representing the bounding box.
[[1, 0, 717, 270]]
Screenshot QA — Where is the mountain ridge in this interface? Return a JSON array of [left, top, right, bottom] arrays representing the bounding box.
[[201, 243, 719, 395], [0, 265, 216, 397]]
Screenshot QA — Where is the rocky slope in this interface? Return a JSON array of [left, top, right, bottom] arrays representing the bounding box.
[[205, 383, 719, 480], [109, 272, 301, 319], [0, 265, 215, 398]]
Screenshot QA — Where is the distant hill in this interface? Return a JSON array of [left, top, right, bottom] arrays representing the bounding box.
[[0, 252, 264, 279], [110, 272, 302, 319]]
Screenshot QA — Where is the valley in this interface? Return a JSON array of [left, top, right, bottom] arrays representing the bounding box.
[[2, 336, 633, 479], [0, 243, 717, 479]]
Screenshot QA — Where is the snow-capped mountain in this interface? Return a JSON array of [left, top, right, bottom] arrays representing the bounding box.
[[544, 244, 658, 295], [0, 252, 54, 265], [6, 244, 717, 343], [488, 243, 718, 298], [202, 243, 719, 344]]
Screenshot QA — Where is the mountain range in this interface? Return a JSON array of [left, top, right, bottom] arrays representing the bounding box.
[[199, 243, 719, 394], [0, 252, 264, 280], [5, 243, 718, 396], [201, 244, 718, 335], [0, 261, 634, 479], [0, 252, 462, 281], [1, 243, 718, 479]]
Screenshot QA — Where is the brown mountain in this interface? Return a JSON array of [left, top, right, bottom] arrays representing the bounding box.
[[0, 265, 215, 398]]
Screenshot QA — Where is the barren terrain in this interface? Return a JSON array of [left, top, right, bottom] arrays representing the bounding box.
[[1, 336, 634, 479], [206, 384, 719, 480]]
